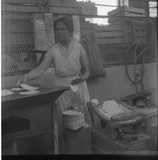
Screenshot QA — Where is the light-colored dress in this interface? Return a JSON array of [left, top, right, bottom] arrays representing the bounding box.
[[52, 39, 91, 154]]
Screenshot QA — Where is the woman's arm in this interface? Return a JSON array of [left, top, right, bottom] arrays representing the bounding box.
[[79, 44, 90, 80], [18, 48, 54, 84]]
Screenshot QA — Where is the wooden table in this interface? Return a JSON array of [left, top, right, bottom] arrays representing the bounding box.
[[2, 86, 69, 155]]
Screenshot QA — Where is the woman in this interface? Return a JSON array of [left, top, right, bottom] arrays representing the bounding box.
[[18, 16, 89, 83], [17, 16, 91, 153]]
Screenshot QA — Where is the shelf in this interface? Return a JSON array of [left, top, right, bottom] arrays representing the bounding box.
[[3, 129, 52, 143]]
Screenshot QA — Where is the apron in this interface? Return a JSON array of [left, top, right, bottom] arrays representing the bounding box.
[[52, 40, 91, 154]]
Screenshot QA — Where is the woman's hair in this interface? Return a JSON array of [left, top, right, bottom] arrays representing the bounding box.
[[54, 16, 74, 33]]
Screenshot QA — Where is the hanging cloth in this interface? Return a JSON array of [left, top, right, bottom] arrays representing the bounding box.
[[73, 15, 80, 41], [81, 32, 106, 79], [44, 13, 55, 48], [33, 13, 55, 51]]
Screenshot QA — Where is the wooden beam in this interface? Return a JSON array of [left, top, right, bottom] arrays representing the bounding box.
[[2, 12, 33, 20], [2, 4, 81, 15], [94, 24, 123, 31], [96, 38, 126, 44], [49, 6, 81, 15], [2, 4, 39, 13], [95, 32, 123, 38]]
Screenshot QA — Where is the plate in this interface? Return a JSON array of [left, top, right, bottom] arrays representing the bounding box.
[[2, 90, 14, 96], [20, 83, 39, 91], [19, 90, 40, 95], [11, 87, 25, 92]]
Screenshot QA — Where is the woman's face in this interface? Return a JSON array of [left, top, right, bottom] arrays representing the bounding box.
[[55, 21, 71, 44]]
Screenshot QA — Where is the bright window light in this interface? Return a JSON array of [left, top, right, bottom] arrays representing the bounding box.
[[76, 0, 118, 25], [149, 1, 157, 17]]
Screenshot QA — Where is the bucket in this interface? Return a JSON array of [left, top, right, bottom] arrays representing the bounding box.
[[62, 110, 85, 130]]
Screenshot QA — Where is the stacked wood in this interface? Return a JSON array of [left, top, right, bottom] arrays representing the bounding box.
[[77, 1, 97, 16], [80, 6, 149, 45], [108, 7, 147, 24], [107, 7, 149, 44], [94, 24, 126, 44], [81, 21, 126, 45]]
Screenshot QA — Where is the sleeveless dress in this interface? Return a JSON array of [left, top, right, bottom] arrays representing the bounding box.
[[52, 40, 91, 154]]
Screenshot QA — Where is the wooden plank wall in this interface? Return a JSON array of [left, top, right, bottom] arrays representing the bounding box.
[[1, 0, 81, 75], [1, 0, 81, 53], [1, 0, 35, 58], [80, 20, 155, 65], [2, 0, 155, 74], [80, 21, 127, 65], [94, 24, 126, 44], [80, 5, 155, 65], [81, 22, 126, 44]]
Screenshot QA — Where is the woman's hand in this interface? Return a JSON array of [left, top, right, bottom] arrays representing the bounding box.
[[16, 74, 28, 87], [71, 78, 84, 85], [71, 71, 90, 85], [71, 75, 88, 85]]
